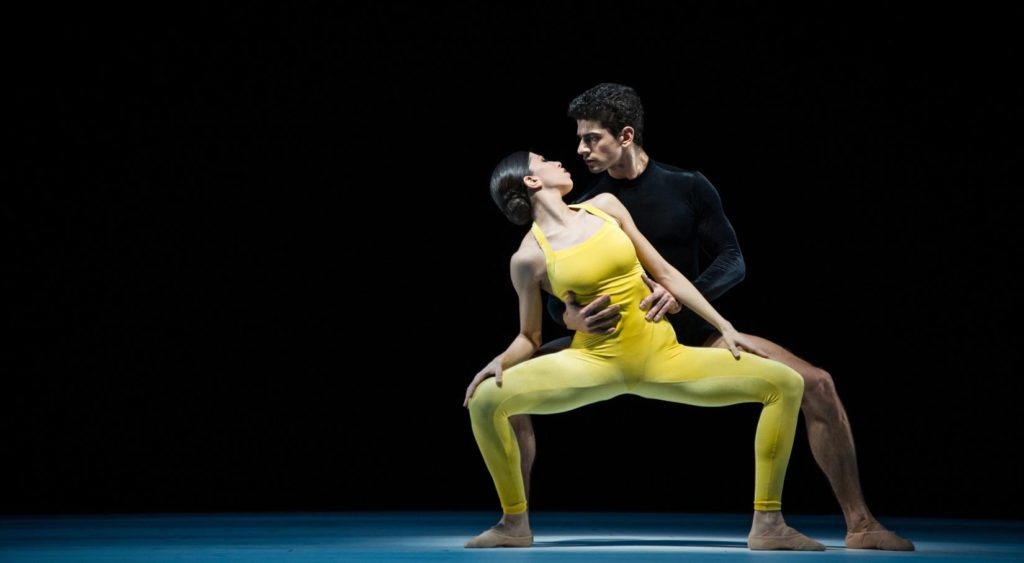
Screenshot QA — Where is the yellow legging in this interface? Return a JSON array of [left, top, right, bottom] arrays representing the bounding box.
[[467, 316, 804, 515]]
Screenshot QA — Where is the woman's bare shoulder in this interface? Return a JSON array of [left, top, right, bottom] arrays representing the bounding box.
[[511, 232, 547, 275], [578, 192, 622, 211], [514, 232, 546, 261]]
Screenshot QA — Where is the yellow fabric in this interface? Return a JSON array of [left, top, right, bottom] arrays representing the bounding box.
[[468, 203, 804, 514]]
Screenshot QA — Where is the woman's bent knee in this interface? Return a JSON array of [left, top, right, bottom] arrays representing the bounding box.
[[778, 365, 805, 399], [467, 379, 502, 417]]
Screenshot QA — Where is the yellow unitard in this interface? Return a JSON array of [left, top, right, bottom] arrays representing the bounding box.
[[468, 203, 804, 515]]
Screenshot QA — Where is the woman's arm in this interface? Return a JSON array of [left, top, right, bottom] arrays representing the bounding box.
[[589, 193, 765, 358], [495, 249, 545, 369], [464, 248, 545, 406]]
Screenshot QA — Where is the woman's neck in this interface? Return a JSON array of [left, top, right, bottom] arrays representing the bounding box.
[[530, 190, 580, 233]]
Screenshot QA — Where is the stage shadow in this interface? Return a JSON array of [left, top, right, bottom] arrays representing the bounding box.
[[533, 538, 747, 548]]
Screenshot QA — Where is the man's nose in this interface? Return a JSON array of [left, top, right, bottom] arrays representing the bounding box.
[[577, 139, 588, 156]]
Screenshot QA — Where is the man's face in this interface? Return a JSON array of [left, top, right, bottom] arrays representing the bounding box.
[[576, 119, 624, 174]]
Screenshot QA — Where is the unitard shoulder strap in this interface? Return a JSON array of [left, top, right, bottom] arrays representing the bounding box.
[[530, 222, 555, 259], [571, 202, 621, 227]]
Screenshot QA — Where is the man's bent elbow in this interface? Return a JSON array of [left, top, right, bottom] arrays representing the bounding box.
[[730, 254, 746, 284]]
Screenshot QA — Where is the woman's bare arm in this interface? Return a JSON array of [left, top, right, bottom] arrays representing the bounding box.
[[464, 245, 546, 405], [496, 248, 545, 368]]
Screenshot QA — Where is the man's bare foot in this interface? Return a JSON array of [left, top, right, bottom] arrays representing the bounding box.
[[464, 512, 533, 548], [843, 514, 914, 550], [748, 510, 826, 551], [846, 529, 915, 551]]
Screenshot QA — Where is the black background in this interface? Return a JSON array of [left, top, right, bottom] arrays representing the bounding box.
[[8, 6, 1023, 519]]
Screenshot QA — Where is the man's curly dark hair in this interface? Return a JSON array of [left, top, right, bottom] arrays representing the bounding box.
[[567, 83, 645, 147]]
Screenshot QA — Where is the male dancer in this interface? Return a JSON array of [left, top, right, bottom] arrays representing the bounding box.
[[509, 83, 913, 551]]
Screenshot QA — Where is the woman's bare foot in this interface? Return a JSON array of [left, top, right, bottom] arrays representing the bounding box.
[[464, 511, 533, 548], [748, 510, 826, 551]]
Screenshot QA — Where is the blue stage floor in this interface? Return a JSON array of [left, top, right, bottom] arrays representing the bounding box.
[[1, 511, 1021, 561]]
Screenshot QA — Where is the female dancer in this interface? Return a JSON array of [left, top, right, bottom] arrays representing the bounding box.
[[463, 151, 825, 551]]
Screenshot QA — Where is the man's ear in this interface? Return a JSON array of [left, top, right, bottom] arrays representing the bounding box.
[[618, 126, 635, 148]]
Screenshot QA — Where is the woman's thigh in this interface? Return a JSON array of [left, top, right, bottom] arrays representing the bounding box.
[[631, 344, 802, 407], [470, 349, 628, 416]]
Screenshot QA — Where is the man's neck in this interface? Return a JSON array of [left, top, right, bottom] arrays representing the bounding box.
[[606, 147, 649, 181]]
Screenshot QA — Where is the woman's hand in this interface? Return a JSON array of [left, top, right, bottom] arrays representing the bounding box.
[[639, 274, 681, 322], [719, 324, 771, 360], [463, 359, 503, 407]]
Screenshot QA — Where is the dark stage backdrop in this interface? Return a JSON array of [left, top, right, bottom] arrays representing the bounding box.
[[8, 6, 1022, 520]]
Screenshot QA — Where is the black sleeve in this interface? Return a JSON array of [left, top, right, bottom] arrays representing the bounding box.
[[689, 172, 746, 300], [545, 293, 568, 328]]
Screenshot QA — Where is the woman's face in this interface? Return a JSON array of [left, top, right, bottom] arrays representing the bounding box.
[[527, 152, 573, 194]]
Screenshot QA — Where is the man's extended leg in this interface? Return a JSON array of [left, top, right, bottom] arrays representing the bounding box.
[[508, 336, 573, 504], [703, 332, 914, 551]]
